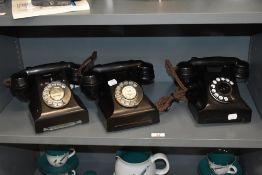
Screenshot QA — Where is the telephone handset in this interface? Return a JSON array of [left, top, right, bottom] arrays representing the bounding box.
[[10, 62, 89, 133], [11, 62, 80, 101], [81, 60, 155, 99], [176, 56, 252, 123], [81, 60, 159, 131]]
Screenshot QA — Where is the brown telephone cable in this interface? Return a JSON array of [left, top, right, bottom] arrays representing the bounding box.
[[77, 51, 97, 76], [3, 78, 11, 88], [156, 59, 188, 112]]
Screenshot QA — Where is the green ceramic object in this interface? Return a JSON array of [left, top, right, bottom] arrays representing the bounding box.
[[198, 158, 242, 175], [207, 151, 235, 166], [46, 148, 69, 156], [37, 154, 78, 174], [116, 150, 151, 164]]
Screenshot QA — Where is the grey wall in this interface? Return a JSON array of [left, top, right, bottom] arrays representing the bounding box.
[[0, 35, 22, 112], [240, 150, 262, 175], [19, 36, 250, 82], [248, 33, 262, 120], [0, 144, 38, 175]]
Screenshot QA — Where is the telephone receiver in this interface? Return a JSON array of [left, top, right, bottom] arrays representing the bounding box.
[[175, 56, 252, 124], [10, 61, 80, 101], [9, 61, 89, 133], [80, 60, 159, 131], [81, 60, 155, 99], [176, 56, 249, 89]]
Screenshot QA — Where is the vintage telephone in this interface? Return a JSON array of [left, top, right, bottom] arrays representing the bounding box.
[[80, 60, 159, 131], [176, 56, 252, 123], [9, 62, 89, 133]]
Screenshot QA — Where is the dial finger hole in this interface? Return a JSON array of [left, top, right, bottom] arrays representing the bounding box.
[[211, 84, 216, 89]]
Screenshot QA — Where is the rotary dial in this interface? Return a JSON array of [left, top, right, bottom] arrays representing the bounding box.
[[42, 81, 71, 109], [115, 81, 143, 108], [209, 77, 234, 103]]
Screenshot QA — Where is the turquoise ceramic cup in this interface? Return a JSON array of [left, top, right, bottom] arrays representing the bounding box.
[[46, 148, 76, 167], [207, 151, 237, 174]]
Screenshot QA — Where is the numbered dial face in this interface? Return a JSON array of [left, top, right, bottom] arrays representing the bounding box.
[[209, 77, 234, 103], [114, 81, 143, 108], [42, 81, 71, 109]]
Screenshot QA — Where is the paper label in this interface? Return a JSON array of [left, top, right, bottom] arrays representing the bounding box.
[[12, 0, 90, 19], [108, 79, 117, 86], [228, 113, 238, 120], [151, 133, 166, 138], [70, 84, 79, 89]]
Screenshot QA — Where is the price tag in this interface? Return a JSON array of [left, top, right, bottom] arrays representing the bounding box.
[[108, 79, 117, 86], [228, 113, 238, 120], [70, 84, 79, 89], [151, 133, 165, 138]]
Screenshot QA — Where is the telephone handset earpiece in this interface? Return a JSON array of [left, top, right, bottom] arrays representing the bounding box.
[[80, 73, 100, 100], [234, 59, 249, 80], [137, 62, 155, 84], [10, 72, 30, 101], [176, 61, 194, 88]]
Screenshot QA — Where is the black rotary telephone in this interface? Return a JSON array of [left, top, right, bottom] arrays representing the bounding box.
[[176, 56, 252, 123], [9, 62, 89, 133], [80, 60, 159, 131]]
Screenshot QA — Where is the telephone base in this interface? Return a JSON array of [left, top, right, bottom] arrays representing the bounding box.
[[106, 108, 159, 132], [29, 98, 89, 133], [99, 95, 160, 132], [188, 102, 252, 124]]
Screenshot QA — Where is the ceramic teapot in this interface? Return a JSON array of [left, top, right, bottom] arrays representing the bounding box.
[[115, 150, 170, 175]]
